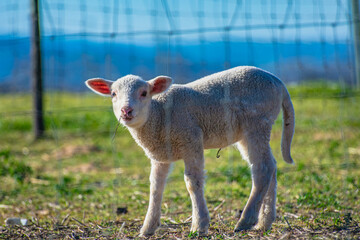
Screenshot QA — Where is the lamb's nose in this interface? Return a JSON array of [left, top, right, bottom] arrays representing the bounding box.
[[121, 106, 133, 117]]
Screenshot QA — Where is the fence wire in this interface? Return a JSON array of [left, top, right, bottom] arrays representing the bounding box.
[[0, 0, 358, 89]]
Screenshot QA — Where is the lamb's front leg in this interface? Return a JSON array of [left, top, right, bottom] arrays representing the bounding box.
[[140, 160, 171, 237], [184, 152, 210, 235]]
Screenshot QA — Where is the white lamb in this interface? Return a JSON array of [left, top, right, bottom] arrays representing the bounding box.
[[85, 66, 295, 236]]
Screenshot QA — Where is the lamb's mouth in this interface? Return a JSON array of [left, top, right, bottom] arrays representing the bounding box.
[[121, 116, 134, 122]]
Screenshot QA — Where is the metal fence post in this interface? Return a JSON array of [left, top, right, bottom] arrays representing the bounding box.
[[31, 0, 45, 139], [351, 0, 360, 89]]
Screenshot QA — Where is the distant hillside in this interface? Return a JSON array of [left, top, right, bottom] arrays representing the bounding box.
[[0, 36, 354, 92]]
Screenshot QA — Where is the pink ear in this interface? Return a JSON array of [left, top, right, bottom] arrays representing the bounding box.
[[85, 78, 113, 96], [149, 76, 172, 95]]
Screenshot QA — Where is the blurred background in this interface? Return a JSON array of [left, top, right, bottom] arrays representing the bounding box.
[[0, 0, 358, 91], [0, 0, 360, 238]]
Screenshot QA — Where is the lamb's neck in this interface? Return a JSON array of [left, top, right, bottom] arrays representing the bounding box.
[[128, 102, 162, 143]]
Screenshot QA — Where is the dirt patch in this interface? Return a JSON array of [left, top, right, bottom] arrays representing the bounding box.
[[41, 144, 100, 161], [313, 132, 342, 141], [64, 163, 97, 174], [349, 147, 360, 156]]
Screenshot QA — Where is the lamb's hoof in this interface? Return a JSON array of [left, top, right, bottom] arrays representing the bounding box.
[[189, 229, 208, 237], [140, 220, 160, 237], [253, 216, 274, 231], [234, 225, 251, 232], [139, 227, 157, 237], [190, 217, 210, 236], [253, 222, 272, 232], [190, 225, 209, 236], [139, 231, 154, 238], [234, 221, 255, 232], [139, 232, 153, 238]]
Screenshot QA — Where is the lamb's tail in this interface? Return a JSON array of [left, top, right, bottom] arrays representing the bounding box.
[[281, 87, 295, 164]]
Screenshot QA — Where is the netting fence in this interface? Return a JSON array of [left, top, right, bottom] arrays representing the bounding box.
[[1, 0, 358, 90]]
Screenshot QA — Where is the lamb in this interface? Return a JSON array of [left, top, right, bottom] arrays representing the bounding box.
[[85, 66, 295, 236]]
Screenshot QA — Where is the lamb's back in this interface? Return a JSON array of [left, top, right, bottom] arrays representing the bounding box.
[[148, 66, 285, 150]]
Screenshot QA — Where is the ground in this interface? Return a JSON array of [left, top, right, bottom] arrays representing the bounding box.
[[0, 83, 359, 239]]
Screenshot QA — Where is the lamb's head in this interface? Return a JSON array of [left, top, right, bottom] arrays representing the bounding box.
[[85, 75, 172, 128]]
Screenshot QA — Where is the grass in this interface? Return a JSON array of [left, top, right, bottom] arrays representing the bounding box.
[[0, 83, 359, 239]]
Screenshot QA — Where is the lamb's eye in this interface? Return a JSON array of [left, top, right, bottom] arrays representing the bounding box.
[[141, 91, 147, 97], [111, 91, 116, 97]]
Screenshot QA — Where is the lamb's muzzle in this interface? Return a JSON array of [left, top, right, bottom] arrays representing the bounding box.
[[120, 106, 134, 121]]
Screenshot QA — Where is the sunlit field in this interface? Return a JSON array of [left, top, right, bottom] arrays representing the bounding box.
[[0, 84, 359, 239]]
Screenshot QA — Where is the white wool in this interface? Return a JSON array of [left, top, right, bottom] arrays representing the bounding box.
[[86, 66, 295, 236]]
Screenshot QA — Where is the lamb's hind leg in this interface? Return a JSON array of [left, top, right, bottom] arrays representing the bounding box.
[[234, 136, 276, 232], [254, 165, 277, 231]]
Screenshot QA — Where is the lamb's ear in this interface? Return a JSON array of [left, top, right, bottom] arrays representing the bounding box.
[[85, 78, 113, 97], [148, 76, 172, 96]]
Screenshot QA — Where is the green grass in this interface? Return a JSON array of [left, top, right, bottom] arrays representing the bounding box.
[[0, 84, 359, 239]]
